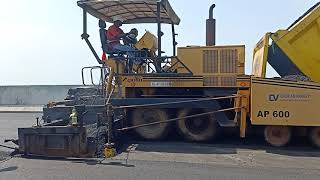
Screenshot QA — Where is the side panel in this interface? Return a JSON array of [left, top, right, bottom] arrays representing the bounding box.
[[18, 127, 88, 157], [252, 33, 270, 78], [250, 78, 320, 126], [176, 45, 245, 87], [252, 34, 303, 78]]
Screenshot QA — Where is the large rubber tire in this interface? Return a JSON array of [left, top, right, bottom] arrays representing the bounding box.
[[309, 127, 320, 148], [264, 126, 292, 147], [131, 109, 170, 140], [177, 109, 220, 142]]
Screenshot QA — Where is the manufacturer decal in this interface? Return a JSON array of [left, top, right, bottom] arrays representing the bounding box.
[[268, 94, 311, 102], [257, 111, 290, 118], [150, 81, 173, 87]]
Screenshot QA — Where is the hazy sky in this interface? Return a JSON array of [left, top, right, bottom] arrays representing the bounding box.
[[0, 0, 318, 85]]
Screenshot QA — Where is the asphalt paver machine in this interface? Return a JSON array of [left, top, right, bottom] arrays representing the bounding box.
[[13, 1, 320, 158]]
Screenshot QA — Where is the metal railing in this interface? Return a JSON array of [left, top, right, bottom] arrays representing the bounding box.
[[112, 56, 193, 76], [81, 66, 107, 87]]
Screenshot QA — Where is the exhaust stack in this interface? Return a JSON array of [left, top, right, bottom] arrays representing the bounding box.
[[206, 4, 216, 46]]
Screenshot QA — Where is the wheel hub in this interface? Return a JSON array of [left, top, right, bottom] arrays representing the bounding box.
[[272, 128, 283, 138], [131, 109, 169, 140], [185, 117, 209, 134], [264, 126, 291, 147]]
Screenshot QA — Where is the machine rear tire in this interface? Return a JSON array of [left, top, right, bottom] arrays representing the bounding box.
[[309, 127, 320, 148], [264, 126, 292, 147], [131, 109, 170, 140], [177, 109, 220, 142]]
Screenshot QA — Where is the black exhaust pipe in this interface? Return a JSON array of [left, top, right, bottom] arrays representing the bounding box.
[[206, 4, 216, 46]]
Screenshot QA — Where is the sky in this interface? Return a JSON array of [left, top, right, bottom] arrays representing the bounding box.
[[0, 0, 318, 85]]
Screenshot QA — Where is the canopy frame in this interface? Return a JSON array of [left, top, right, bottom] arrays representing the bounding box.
[[78, 0, 179, 65], [77, 0, 180, 25]]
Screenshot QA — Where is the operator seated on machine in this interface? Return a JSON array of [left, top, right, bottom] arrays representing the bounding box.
[[123, 28, 138, 47], [107, 16, 140, 64]]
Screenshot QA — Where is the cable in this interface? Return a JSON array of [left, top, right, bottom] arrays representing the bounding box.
[[114, 95, 240, 109], [0, 144, 18, 151], [117, 107, 242, 131]]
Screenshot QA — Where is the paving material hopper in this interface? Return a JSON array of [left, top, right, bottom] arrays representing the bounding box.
[[253, 2, 320, 82]]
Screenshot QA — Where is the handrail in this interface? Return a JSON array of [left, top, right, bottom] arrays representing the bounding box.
[[81, 66, 105, 86], [113, 56, 193, 76], [82, 66, 101, 86]]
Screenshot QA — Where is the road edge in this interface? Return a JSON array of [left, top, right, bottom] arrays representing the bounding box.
[[0, 106, 43, 113]]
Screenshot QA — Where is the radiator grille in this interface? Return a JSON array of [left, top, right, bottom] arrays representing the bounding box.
[[203, 50, 219, 73], [220, 49, 237, 73], [203, 49, 238, 74], [202, 47, 241, 87], [204, 76, 219, 86], [204, 76, 236, 86], [221, 76, 236, 86]]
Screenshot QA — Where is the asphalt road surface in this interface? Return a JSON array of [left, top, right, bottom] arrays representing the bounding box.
[[0, 113, 40, 151], [1, 113, 320, 180]]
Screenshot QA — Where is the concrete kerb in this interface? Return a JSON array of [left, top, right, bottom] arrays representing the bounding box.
[[0, 106, 43, 113]]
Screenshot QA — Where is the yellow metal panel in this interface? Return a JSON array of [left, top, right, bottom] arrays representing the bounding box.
[[270, 5, 320, 82], [135, 31, 158, 52], [236, 76, 251, 88], [235, 89, 250, 138], [175, 45, 245, 87], [176, 47, 203, 74], [250, 77, 320, 126], [240, 96, 248, 138], [106, 58, 125, 74], [252, 33, 270, 78], [176, 45, 245, 75]]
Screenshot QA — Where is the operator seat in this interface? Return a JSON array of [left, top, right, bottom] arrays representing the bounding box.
[[99, 20, 125, 73], [99, 20, 117, 54]]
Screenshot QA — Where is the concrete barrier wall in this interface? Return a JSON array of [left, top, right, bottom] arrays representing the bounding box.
[[0, 85, 81, 105]]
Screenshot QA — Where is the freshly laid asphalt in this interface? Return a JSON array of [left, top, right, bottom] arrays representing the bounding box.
[[1, 113, 320, 180]]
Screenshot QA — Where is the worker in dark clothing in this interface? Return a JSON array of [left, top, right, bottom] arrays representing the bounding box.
[[123, 28, 138, 47]]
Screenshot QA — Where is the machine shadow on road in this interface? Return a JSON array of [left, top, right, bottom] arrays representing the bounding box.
[[71, 159, 135, 167], [20, 155, 135, 167], [125, 135, 320, 158]]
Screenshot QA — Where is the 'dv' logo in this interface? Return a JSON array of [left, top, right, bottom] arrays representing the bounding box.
[[269, 94, 279, 101]]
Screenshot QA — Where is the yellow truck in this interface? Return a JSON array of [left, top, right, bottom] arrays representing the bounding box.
[[17, 1, 320, 157]]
